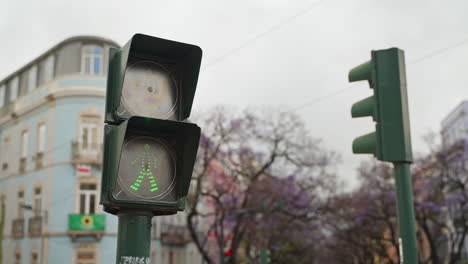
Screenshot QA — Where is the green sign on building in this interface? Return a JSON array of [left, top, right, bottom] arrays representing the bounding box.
[[68, 214, 105, 231]]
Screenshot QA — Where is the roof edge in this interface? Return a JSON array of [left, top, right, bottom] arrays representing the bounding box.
[[0, 35, 121, 84]]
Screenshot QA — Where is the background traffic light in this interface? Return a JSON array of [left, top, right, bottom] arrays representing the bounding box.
[[260, 248, 271, 264], [348, 48, 419, 263], [349, 47, 412, 163], [100, 34, 202, 215]]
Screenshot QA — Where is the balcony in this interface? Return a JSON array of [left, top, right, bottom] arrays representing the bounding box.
[[12, 218, 25, 238], [160, 224, 192, 246], [68, 214, 105, 241], [71, 141, 103, 166], [19, 157, 27, 173], [28, 216, 42, 236], [35, 152, 44, 169]]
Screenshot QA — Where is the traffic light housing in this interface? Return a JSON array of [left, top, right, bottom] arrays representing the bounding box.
[[100, 34, 202, 215], [260, 249, 271, 264], [105, 33, 202, 123], [349, 48, 413, 163]]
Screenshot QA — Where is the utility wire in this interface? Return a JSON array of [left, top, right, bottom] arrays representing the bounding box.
[[409, 37, 468, 64], [201, 0, 326, 71], [290, 36, 468, 112]]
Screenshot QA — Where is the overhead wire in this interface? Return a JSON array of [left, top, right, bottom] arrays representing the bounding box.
[[289, 36, 468, 112], [201, 0, 326, 71]]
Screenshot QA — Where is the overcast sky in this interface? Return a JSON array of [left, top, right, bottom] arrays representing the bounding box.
[[2, 0, 468, 188]]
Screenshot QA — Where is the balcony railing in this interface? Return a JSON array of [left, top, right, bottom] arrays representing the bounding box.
[[12, 218, 25, 238], [160, 223, 191, 246], [19, 157, 27, 173], [28, 216, 42, 236], [71, 141, 103, 166]]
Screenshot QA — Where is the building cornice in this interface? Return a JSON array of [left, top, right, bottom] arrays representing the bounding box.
[[0, 74, 106, 126]]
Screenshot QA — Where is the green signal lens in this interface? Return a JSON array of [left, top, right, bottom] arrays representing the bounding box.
[[115, 136, 176, 200]]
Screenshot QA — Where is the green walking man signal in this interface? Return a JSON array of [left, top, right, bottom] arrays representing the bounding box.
[[349, 48, 419, 263]]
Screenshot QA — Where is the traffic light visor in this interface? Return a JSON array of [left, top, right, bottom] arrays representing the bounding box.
[[348, 60, 373, 87]]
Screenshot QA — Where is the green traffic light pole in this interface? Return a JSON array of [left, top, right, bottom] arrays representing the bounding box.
[[352, 142, 420, 263], [350, 48, 419, 263], [393, 162, 418, 264], [116, 210, 153, 264]]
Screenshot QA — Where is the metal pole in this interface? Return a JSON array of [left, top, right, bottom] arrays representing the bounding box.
[[393, 162, 419, 264], [116, 211, 153, 264]]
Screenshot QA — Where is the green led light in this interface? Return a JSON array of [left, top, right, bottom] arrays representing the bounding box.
[[127, 143, 161, 194]]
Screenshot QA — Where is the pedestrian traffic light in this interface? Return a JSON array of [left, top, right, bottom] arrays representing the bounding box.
[[105, 33, 202, 123], [348, 48, 413, 162], [100, 34, 202, 215], [260, 248, 271, 264]]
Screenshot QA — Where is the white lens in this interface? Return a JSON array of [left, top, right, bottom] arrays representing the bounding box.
[[121, 61, 178, 119]]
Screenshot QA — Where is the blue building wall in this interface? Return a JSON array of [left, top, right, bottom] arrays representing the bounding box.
[[0, 36, 203, 264]]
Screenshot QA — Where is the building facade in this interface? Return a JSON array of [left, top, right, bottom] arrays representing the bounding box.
[[441, 101, 468, 148], [0, 36, 201, 264], [439, 101, 468, 263]]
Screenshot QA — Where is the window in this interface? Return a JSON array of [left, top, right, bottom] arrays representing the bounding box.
[[14, 252, 21, 264], [0, 85, 5, 107], [28, 66, 38, 92], [2, 136, 8, 170], [79, 116, 100, 156], [82, 46, 103, 75], [9, 77, 19, 101], [20, 130, 29, 174], [78, 182, 97, 214], [21, 130, 29, 158], [18, 190, 24, 219], [37, 123, 46, 153], [43, 55, 55, 84], [31, 252, 39, 264], [75, 247, 97, 264], [34, 187, 42, 216]]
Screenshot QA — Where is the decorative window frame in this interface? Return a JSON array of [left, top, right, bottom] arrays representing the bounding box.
[[27, 65, 38, 93], [17, 186, 25, 219], [42, 55, 55, 85], [2, 133, 10, 171], [81, 45, 104, 76], [0, 84, 5, 108], [74, 175, 100, 215], [76, 108, 103, 162], [33, 182, 42, 216], [36, 120, 47, 169], [14, 244, 22, 264], [19, 128, 30, 173], [73, 244, 99, 264], [9, 76, 19, 102], [30, 247, 39, 264]]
